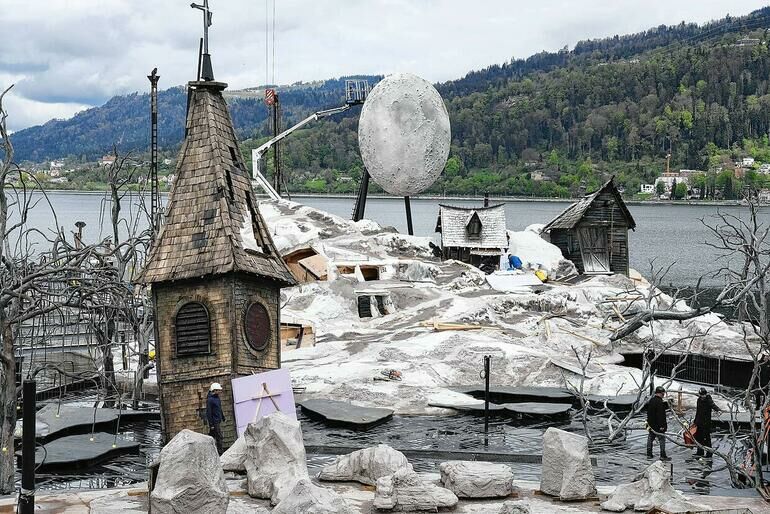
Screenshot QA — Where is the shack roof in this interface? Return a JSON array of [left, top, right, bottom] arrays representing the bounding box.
[[542, 178, 636, 232], [136, 81, 296, 286], [435, 204, 508, 249]]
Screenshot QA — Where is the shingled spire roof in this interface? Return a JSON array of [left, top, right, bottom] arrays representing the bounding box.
[[137, 80, 296, 286]]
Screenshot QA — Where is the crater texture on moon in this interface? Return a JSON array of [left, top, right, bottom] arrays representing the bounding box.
[[358, 73, 451, 196]]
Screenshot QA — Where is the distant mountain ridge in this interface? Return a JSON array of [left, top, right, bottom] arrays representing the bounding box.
[[9, 5, 770, 202], [9, 76, 382, 162]]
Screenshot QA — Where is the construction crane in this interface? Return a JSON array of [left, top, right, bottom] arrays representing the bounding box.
[[252, 79, 369, 200]]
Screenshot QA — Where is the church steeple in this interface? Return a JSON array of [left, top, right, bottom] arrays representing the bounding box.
[[135, 7, 295, 447], [137, 80, 295, 286]]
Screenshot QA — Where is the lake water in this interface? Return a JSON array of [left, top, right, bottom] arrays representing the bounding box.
[[12, 191, 769, 286]]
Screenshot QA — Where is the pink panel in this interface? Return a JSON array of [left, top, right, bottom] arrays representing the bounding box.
[[231, 369, 297, 437]]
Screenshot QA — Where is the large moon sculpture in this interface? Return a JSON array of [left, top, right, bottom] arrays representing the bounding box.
[[358, 73, 451, 196]]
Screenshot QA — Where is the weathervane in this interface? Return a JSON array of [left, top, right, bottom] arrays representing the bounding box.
[[191, 0, 215, 81]]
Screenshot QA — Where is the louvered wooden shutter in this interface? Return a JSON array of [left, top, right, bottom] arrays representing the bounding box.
[[176, 302, 211, 356]]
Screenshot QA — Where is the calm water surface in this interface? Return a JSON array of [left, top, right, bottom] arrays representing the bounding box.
[[15, 191, 769, 286]]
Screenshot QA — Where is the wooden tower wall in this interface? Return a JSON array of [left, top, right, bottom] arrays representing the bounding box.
[[152, 275, 281, 446]]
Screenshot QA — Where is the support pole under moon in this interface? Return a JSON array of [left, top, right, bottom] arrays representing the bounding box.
[[352, 169, 370, 222], [404, 196, 414, 236]]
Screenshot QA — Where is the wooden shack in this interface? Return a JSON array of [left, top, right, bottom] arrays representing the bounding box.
[[435, 204, 507, 269], [136, 77, 296, 447], [542, 178, 636, 275]]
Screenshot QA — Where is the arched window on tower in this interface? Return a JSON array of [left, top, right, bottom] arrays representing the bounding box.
[[175, 302, 211, 356]]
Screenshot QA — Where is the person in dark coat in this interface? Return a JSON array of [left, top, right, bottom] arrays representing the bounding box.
[[694, 387, 721, 457], [647, 386, 670, 460], [206, 382, 225, 454]]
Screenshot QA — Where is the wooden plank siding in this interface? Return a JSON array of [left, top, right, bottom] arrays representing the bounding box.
[[548, 188, 630, 276]]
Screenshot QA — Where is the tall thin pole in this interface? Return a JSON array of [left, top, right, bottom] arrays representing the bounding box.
[[148, 69, 160, 237], [483, 355, 490, 447], [19, 379, 36, 514], [201, 0, 209, 54], [404, 196, 414, 236], [272, 93, 281, 193]]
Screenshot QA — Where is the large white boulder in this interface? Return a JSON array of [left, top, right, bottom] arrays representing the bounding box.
[[318, 444, 412, 485], [220, 435, 247, 472], [374, 468, 458, 511], [150, 429, 229, 514], [244, 412, 309, 504], [600, 461, 706, 512], [540, 427, 596, 500], [272, 478, 356, 513], [439, 461, 514, 498]]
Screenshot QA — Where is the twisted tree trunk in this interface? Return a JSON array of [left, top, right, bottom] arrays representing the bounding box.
[[0, 317, 16, 494]]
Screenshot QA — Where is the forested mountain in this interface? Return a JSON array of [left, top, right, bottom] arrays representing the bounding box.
[[11, 7, 770, 198], [9, 76, 381, 162]]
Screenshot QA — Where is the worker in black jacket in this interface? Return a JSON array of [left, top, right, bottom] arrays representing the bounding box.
[[694, 387, 721, 457], [206, 382, 225, 454], [647, 386, 670, 461]]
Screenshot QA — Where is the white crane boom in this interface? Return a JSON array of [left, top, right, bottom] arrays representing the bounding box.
[[251, 104, 351, 200]]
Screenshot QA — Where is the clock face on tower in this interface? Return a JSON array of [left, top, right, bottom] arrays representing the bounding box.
[[243, 302, 271, 351]]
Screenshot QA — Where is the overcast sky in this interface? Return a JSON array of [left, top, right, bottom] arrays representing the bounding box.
[[1, 0, 767, 131]]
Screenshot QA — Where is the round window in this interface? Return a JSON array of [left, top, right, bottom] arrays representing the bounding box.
[[243, 302, 271, 351]]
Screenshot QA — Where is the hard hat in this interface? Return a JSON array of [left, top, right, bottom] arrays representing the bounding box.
[[699, 387, 708, 396], [655, 386, 666, 394], [210, 382, 223, 392]]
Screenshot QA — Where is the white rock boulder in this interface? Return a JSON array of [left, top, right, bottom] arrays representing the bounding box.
[[272, 478, 356, 513], [150, 429, 229, 514], [600, 461, 706, 512], [374, 468, 458, 511], [243, 412, 309, 504], [318, 444, 412, 485], [220, 435, 247, 472], [540, 427, 596, 500], [439, 461, 514, 498], [499, 500, 531, 514]]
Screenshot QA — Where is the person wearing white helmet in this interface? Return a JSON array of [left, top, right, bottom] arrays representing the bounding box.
[[206, 382, 225, 454]]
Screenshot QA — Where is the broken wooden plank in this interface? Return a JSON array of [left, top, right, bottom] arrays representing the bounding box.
[[559, 327, 608, 347], [420, 320, 500, 332]]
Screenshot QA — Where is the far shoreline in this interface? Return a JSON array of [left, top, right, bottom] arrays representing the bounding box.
[[13, 187, 750, 207]]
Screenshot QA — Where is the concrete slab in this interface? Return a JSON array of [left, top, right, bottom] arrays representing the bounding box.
[[585, 394, 640, 411], [502, 402, 572, 418], [299, 399, 393, 430], [35, 404, 119, 442], [33, 404, 160, 442], [715, 411, 761, 427], [15, 432, 140, 472], [428, 401, 506, 414], [455, 385, 576, 405]]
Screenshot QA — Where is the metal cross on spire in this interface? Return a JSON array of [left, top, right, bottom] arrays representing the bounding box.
[[190, 0, 215, 80]]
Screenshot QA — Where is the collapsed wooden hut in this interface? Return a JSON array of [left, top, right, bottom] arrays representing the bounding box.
[[282, 246, 329, 283], [542, 178, 636, 275], [435, 204, 508, 269]]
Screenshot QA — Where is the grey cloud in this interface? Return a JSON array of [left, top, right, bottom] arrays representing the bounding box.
[[1, 0, 767, 130]]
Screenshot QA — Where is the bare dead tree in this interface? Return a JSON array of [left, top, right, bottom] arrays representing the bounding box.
[[601, 192, 770, 490], [0, 88, 154, 493], [0, 83, 16, 495]]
